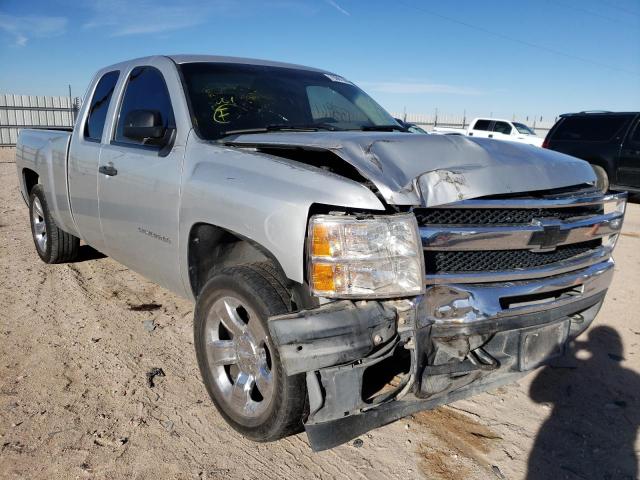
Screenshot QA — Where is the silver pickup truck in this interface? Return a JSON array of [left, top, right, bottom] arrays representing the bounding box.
[[15, 55, 626, 451]]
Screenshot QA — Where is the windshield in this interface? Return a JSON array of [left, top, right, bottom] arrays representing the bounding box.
[[513, 122, 536, 135], [179, 62, 399, 140], [408, 124, 428, 134]]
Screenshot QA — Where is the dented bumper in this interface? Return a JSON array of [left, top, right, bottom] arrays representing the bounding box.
[[268, 259, 613, 451]]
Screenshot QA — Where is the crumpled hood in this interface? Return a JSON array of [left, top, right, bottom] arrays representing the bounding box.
[[227, 131, 596, 206]]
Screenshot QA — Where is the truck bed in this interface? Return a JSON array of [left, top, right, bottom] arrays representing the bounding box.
[[15, 128, 77, 236]]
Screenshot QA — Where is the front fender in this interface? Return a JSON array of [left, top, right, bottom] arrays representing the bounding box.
[[178, 137, 386, 299]]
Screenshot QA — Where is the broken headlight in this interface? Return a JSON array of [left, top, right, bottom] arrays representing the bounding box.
[[307, 213, 424, 298]]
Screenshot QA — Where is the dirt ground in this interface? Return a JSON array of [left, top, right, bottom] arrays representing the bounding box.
[[1, 147, 639, 479]]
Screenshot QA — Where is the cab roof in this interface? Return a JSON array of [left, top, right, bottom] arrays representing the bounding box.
[[167, 54, 330, 73]]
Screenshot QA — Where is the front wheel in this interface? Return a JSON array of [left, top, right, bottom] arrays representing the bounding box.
[[194, 265, 307, 441]]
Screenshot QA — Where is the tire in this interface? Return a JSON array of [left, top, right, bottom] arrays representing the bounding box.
[[246, 262, 292, 309], [194, 265, 306, 441], [29, 185, 80, 263]]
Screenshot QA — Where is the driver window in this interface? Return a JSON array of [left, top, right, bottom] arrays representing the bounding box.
[[114, 66, 174, 145], [493, 121, 513, 135]]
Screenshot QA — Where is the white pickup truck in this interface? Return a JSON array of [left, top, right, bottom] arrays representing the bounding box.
[[433, 117, 544, 147], [14, 55, 625, 450]]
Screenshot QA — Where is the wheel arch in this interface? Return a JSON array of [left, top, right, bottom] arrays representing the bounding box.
[[187, 222, 288, 298], [22, 168, 39, 199]]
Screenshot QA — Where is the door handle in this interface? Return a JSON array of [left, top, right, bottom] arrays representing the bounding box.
[[99, 164, 118, 176], [488, 134, 493, 138]]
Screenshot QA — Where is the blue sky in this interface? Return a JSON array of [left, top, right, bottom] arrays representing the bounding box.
[[0, 0, 638, 120]]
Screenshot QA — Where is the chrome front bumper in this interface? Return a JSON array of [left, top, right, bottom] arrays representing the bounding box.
[[269, 258, 614, 450], [422, 259, 614, 328]]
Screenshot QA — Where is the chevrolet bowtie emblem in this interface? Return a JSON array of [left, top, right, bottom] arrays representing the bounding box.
[[528, 219, 570, 251]]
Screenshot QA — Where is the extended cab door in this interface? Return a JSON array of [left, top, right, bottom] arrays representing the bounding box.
[[68, 70, 120, 252], [97, 62, 185, 293], [468, 119, 492, 138], [617, 116, 640, 188]]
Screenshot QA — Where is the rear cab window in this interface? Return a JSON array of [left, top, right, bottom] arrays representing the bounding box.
[[551, 115, 634, 142], [84, 70, 120, 142], [472, 119, 491, 131]]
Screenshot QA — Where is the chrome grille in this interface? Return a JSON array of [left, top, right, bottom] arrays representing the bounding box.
[[414, 205, 602, 225], [424, 240, 600, 273], [418, 192, 625, 284]]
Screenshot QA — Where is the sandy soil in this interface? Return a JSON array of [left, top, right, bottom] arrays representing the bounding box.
[[1, 150, 639, 479]]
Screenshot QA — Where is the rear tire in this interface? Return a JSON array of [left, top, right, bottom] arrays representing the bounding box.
[[29, 185, 80, 263], [194, 265, 306, 441]]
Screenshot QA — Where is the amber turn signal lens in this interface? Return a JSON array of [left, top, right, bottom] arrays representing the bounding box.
[[311, 263, 335, 292], [307, 214, 423, 298], [311, 224, 331, 257]]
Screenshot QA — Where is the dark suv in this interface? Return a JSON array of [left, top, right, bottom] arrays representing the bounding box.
[[544, 112, 640, 192]]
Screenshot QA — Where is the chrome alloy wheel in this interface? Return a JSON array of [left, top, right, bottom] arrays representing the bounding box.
[[32, 196, 47, 252], [204, 296, 275, 419]]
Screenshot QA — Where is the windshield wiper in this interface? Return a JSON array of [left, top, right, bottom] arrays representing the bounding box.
[[220, 123, 342, 137], [360, 124, 408, 132]]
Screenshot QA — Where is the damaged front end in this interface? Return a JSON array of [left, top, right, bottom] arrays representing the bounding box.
[[268, 190, 626, 451]]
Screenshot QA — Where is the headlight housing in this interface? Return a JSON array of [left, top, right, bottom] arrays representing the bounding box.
[[591, 165, 610, 193], [307, 213, 424, 298]]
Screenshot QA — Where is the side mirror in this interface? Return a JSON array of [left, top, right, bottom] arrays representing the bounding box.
[[123, 109, 166, 143]]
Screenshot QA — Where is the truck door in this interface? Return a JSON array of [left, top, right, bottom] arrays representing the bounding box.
[[97, 64, 184, 292], [617, 117, 640, 188], [68, 70, 120, 252]]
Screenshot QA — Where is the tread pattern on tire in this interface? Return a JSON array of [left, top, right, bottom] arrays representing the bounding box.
[[194, 264, 307, 442], [30, 185, 80, 263], [245, 262, 292, 310]]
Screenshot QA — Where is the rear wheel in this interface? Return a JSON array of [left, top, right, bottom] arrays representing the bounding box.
[[194, 265, 306, 441], [29, 185, 79, 263]]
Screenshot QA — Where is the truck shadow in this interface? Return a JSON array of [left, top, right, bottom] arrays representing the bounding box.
[[527, 326, 639, 479], [75, 245, 107, 263], [627, 193, 640, 204]]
